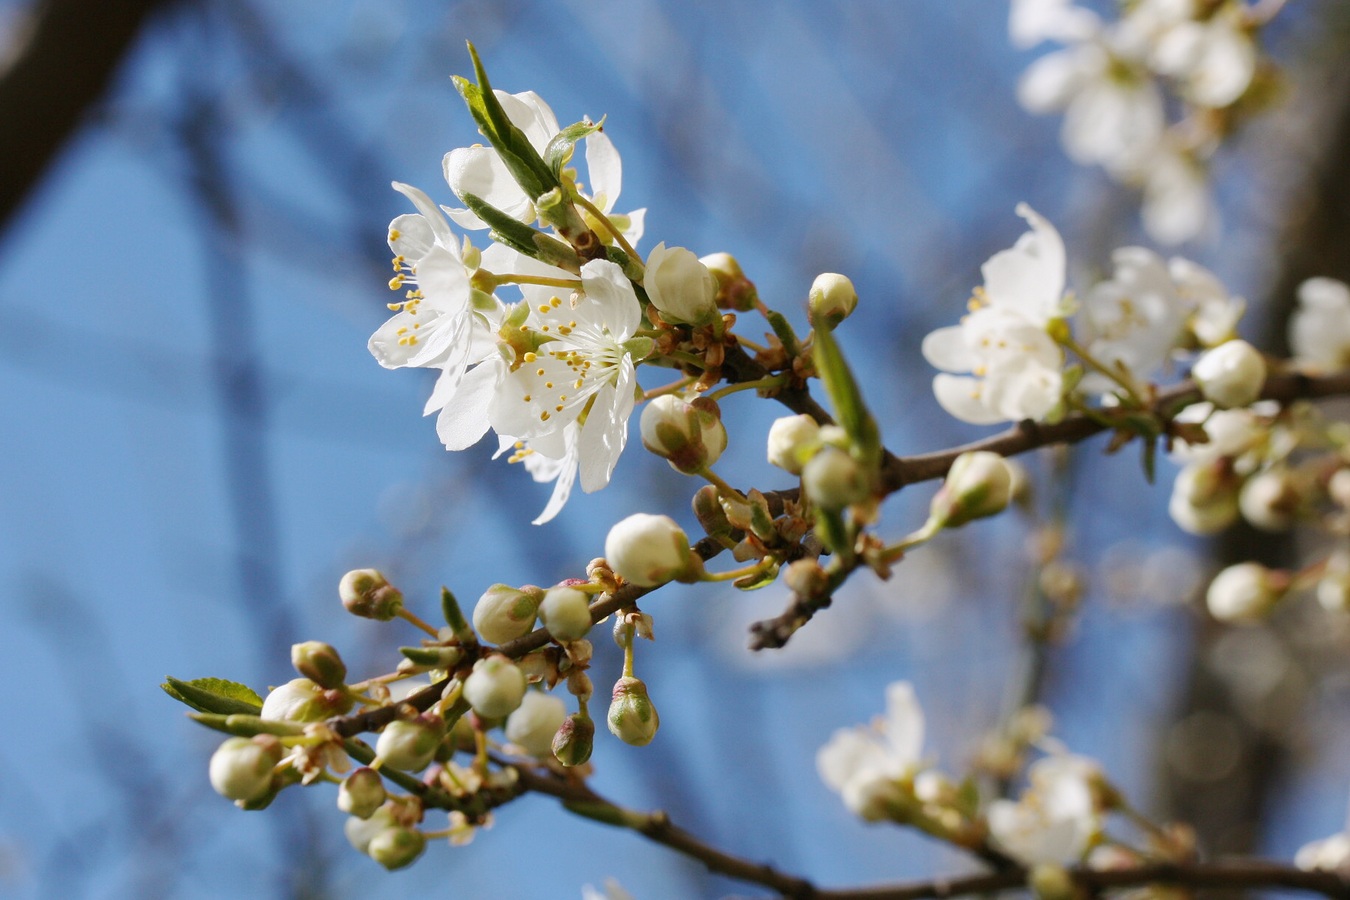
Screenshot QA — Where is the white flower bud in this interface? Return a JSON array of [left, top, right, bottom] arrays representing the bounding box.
[[375, 717, 444, 772], [1206, 562, 1287, 622], [643, 243, 719, 325], [1238, 468, 1300, 532], [640, 395, 726, 474], [338, 767, 387, 819], [504, 691, 568, 757], [801, 446, 869, 510], [463, 655, 526, 719], [1330, 469, 1350, 508], [471, 584, 542, 644], [345, 806, 398, 854], [929, 451, 1013, 529], [291, 641, 347, 689], [209, 735, 283, 803], [1168, 461, 1239, 535], [367, 825, 426, 870], [539, 586, 593, 642], [604, 513, 700, 587], [700, 251, 758, 311], [1297, 833, 1350, 873], [1192, 339, 1266, 409], [766, 414, 822, 475], [260, 678, 353, 723], [607, 676, 660, 746], [808, 273, 858, 331], [339, 568, 403, 620]]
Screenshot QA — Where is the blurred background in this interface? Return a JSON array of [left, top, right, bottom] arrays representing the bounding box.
[[3, 0, 1350, 897]]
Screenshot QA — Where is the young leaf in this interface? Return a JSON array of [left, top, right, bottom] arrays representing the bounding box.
[[453, 43, 558, 202], [458, 192, 581, 273], [545, 119, 605, 179], [812, 324, 882, 468], [162, 676, 264, 715]]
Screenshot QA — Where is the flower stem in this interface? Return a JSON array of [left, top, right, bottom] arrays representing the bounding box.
[[573, 193, 643, 271], [700, 468, 745, 502], [1057, 333, 1146, 406], [703, 557, 776, 583], [491, 272, 583, 290], [644, 375, 699, 401], [397, 608, 442, 639], [706, 374, 787, 402]]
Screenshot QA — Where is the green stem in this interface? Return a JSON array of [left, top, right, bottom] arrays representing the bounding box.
[[573, 192, 643, 270], [1057, 333, 1145, 406], [397, 607, 442, 639], [706, 374, 787, 402], [703, 557, 776, 583]]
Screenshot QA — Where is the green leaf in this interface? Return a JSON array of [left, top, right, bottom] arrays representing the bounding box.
[[162, 676, 263, 715], [812, 324, 882, 469], [189, 713, 303, 737], [459, 192, 581, 273], [764, 310, 801, 358], [733, 561, 781, 591], [544, 119, 604, 179], [454, 43, 558, 202]]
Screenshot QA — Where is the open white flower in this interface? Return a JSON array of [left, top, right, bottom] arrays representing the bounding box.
[[986, 754, 1098, 866], [1010, 0, 1099, 50], [1080, 247, 1186, 391], [1149, 4, 1256, 109], [923, 205, 1066, 424], [817, 682, 926, 822]]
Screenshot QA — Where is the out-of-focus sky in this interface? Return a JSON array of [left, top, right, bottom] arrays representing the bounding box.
[[2, 1, 1349, 897]]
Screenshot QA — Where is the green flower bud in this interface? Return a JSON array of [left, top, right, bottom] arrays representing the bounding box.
[[338, 767, 387, 819], [504, 691, 568, 757], [929, 451, 1013, 529], [539, 586, 593, 642], [607, 676, 660, 746], [463, 654, 526, 718], [604, 514, 701, 588], [291, 641, 347, 689], [367, 826, 426, 871], [1029, 864, 1076, 900], [692, 484, 734, 540], [640, 395, 727, 474], [260, 678, 354, 723], [375, 716, 444, 772], [801, 446, 869, 510], [471, 584, 543, 644], [766, 414, 822, 475], [339, 569, 404, 621], [209, 735, 283, 803], [552, 711, 596, 766], [807, 273, 858, 331]]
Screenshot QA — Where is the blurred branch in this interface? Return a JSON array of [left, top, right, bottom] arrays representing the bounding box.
[[0, 0, 177, 233]]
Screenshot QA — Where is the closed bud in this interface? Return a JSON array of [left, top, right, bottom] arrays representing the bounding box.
[[209, 735, 283, 803], [375, 715, 444, 772], [692, 485, 734, 539], [808, 273, 858, 331], [1318, 553, 1350, 612], [1169, 461, 1240, 535], [552, 711, 596, 766], [463, 655, 526, 719], [929, 451, 1013, 529], [539, 586, 592, 642], [802, 446, 869, 510], [505, 691, 568, 757], [700, 252, 758, 311], [339, 569, 403, 621], [640, 395, 727, 474], [784, 558, 829, 597], [1029, 864, 1076, 900], [338, 767, 387, 819], [260, 677, 353, 723], [1206, 561, 1289, 622], [644, 243, 719, 325], [1239, 467, 1301, 532], [1192, 339, 1266, 409], [345, 806, 397, 854], [766, 414, 822, 475], [291, 641, 347, 689], [605, 513, 701, 587], [1330, 468, 1350, 508], [367, 826, 426, 871], [607, 676, 660, 746], [471, 584, 543, 644]]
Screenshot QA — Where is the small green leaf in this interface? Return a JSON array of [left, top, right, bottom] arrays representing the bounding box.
[[162, 676, 263, 715], [459, 192, 581, 273], [812, 324, 882, 469], [544, 119, 604, 178], [733, 561, 781, 591], [454, 43, 558, 202], [764, 310, 801, 358]]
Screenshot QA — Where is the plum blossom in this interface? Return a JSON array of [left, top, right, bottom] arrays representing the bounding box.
[[922, 204, 1067, 425], [817, 682, 927, 821], [986, 754, 1099, 866], [1079, 247, 1186, 392], [1290, 277, 1350, 370]]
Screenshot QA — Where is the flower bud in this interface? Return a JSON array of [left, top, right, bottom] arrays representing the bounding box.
[[1029, 864, 1076, 900], [701, 252, 758, 311], [784, 558, 829, 598], [260, 677, 353, 723], [463, 654, 526, 719], [766, 414, 822, 475], [1168, 461, 1239, 535], [644, 243, 719, 325], [471, 584, 542, 645], [345, 806, 397, 854], [209, 735, 283, 803], [505, 691, 568, 757], [1318, 552, 1350, 613], [1206, 561, 1288, 622], [801, 446, 869, 510], [692, 484, 734, 539], [539, 586, 593, 642], [1330, 468, 1350, 509], [808, 273, 858, 331], [552, 711, 596, 766], [367, 826, 426, 871], [1192, 339, 1266, 409], [929, 451, 1012, 528], [291, 641, 347, 689], [608, 676, 660, 746], [339, 568, 403, 620], [375, 716, 444, 772], [604, 513, 700, 587], [1239, 467, 1300, 532], [640, 395, 727, 474], [338, 767, 387, 819]]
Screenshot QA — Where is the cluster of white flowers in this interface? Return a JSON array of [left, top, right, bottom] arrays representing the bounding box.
[[1012, 0, 1272, 243]]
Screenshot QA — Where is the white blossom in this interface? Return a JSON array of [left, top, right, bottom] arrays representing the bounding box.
[[817, 682, 926, 822], [1290, 277, 1350, 370], [1079, 247, 1186, 391], [986, 754, 1098, 866]]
